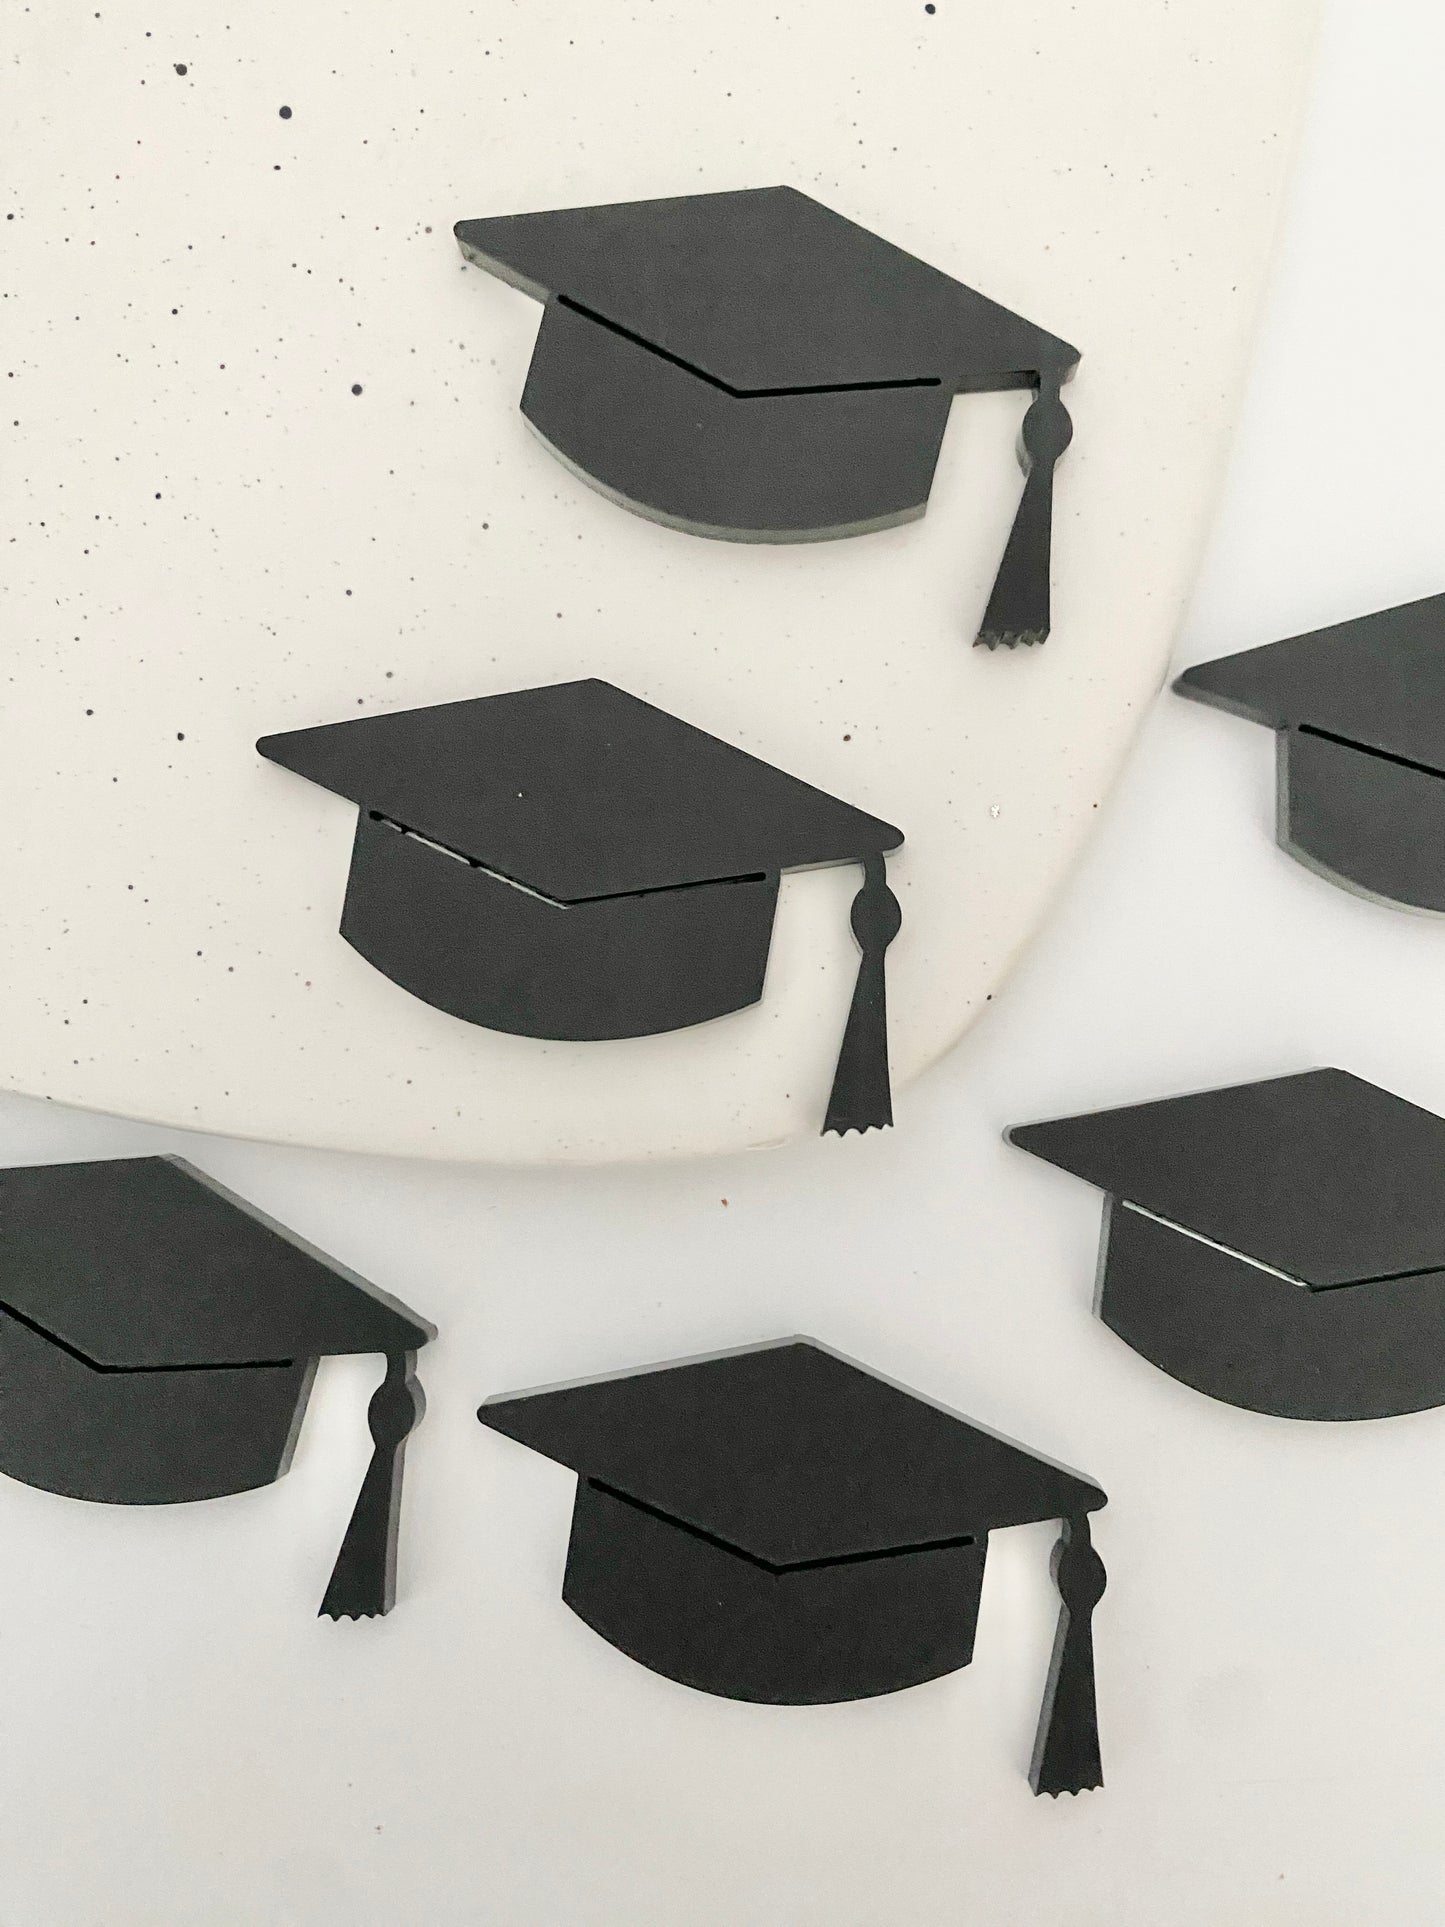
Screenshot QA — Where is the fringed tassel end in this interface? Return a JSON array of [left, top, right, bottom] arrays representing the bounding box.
[[319, 1350, 424, 1620], [975, 370, 1073, 650], [1029, 1513, 1107, 1795], [823, 854, 901, 1137]]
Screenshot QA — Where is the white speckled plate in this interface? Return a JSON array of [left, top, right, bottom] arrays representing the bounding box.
[[3, 0, 1317, 1163]]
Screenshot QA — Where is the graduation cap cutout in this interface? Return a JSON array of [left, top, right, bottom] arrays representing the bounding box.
[[0, 1155, 433, 1615], [479, 1338, 1109, 1797], [1175, 592, 1445, 911], [258, 678, 905, 1136], [1009, 1068, 1445, 1421], [455, 186, 1079, 648]]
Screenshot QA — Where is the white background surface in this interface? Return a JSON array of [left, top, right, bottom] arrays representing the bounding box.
[[6, 0, 1445, 1922]]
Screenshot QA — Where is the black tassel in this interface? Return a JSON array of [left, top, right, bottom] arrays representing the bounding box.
[[1030, 1513, 1107, 1796], [319, 1350, 424, 1620], [975, 370, 1073, 650], [823, 853, 901, 1137]]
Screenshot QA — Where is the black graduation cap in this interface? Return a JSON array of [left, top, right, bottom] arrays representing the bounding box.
[[1175, 592, 1445, 911], [0, 1155, 433, 1615], [455, 186, 1079, 648], [258, 677, 905, 1136], [479, 1338, 1108, 1796], [1008, 1067, 1445, 1421]]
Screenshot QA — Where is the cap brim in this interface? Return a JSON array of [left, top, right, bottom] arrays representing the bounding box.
[[1280, 725, 1445, 913], [339, 810, 779, 1041], [522, 297, 949, 541], [1098, 1194, 1445, 1420]]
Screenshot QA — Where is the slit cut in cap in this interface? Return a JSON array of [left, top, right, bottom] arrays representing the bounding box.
[[455, 185, 1079, 648], [259, 678, 905, 1137]]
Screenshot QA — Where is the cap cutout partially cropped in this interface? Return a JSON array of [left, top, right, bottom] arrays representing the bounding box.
[[1009, 1068, 1445, 1419], [1175, 592, 1445, 910], [0, 1155, 434, 1616]]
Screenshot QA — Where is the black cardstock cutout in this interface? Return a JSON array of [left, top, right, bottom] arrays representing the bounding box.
[[455, 186, 1079, 647], [0, 1155, 433, 1612], [1009, 1067, 1445, 1420], [1175, 591, 1445, 911], [259, 678, 905, 1136], [479, 1338, 1109, 1797]]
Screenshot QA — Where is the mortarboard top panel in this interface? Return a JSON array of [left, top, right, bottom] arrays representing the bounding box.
[[1008, 1067, 1445, 1290], [479, 1338, 1104, 1567], [0, 1156, 432, 1369], [257, 678, 902, 904], [455, 186, 1079, 396], [1175, 592, 1445, 768]]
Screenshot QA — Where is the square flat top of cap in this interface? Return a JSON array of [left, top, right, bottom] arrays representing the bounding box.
[[1009, 1068, 1445, 1289], [0, 1157, 432, 1368], [479, 1338, 1103, 1567], [455, 186, 1078, 393], [1175, 593, 1445, 772], [258, 679, 902, 902]]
